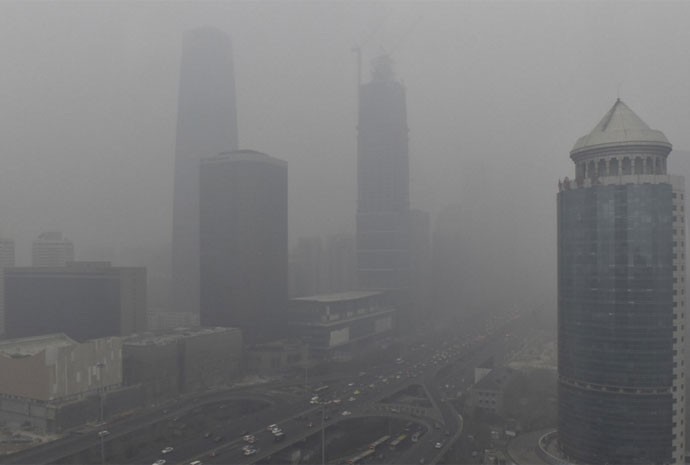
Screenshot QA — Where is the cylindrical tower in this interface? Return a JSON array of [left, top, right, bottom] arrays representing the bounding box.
[[557, 99, 685, 465]]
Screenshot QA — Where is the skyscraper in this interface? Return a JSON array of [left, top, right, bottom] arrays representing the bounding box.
[[356, 55, 410, 291], [172, 27, 239, 315], [557, 99, 685, 464], [32, 231, 74, 267], [199, 150, 287, 343]]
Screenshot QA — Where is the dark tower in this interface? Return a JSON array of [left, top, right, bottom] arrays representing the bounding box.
[[557, 100, 685, 464], [199, 150, 287, 343], [356, 55, 410, 292], [172, 27, 239, 315]]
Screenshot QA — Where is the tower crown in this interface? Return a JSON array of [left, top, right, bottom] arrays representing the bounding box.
[[570, 99, 672, 180]]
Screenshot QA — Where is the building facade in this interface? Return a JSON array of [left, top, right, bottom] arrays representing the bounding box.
[[31, 231, 73, 267], [199, 150, 288, 343], [123, 327, 243, 400], [0, 334, 122, 432], [172, 27, 239, 316], [289, 291, 395, 362], [356, 55, 411, 292], [4, 262, 146, 342], [0, 238, 15, 337], [557, 99, 685, 464]]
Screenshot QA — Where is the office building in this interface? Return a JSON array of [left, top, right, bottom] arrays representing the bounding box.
[[557, 99, 685, 464], [289, 291, 395, 362], [356, 55, 411, 291], [200, 150, 287, 343], [4, 262, 146, 342], [172, 27, 239, 316], [31, 231, 73, 267]]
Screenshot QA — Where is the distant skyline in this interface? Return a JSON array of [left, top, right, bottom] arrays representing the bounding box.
[[0, 2, 688, 312]]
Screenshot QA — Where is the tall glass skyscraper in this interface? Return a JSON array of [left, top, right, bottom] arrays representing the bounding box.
[[356, 55, 410, 291], [172, 27, 239, 315], [557, 99, 685, 464], [199, 150, 287, 343]]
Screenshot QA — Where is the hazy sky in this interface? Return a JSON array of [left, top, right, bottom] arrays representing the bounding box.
[[0, 1, 689, 307]]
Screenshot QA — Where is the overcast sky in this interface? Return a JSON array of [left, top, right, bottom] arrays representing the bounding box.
[[0, 1, 688, 308]]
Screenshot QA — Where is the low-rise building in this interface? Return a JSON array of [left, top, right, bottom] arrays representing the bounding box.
[[246, 339, 308, 375], [123, 327, 242, 401], [467, 366, 515, 415], [289, 291, 395, 362], [0, 334, 121, 432]]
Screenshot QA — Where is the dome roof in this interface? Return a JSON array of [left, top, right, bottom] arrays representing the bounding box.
[[571, 99, 671, 155]]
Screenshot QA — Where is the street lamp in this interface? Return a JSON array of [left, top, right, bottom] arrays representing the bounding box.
[[321, 403, 326, 465], [98, 429, 109, 465]]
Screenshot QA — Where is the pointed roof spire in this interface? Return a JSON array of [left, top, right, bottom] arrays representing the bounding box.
[[571, 99, 671, 155]]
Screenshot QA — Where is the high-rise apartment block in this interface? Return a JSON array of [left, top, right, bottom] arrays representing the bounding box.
[[356, 55, 410, 291], [32, 231, 73, 267], [557, 100, 685, 464], [199, 150, 287, 343], [172, 27, 239, 316], [4, 262, 146, 342]]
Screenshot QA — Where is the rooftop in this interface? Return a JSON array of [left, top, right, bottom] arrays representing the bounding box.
[[0, 333, 77, 356], [123, 326, 240, 346], [571, 99, 671, 155], [291, 290, 382, 303]]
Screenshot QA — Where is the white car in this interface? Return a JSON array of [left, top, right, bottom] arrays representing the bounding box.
[[153, 460, 166, 465], [161, 447, 174, 454], [271, 427, 282, 435], [341, 410, 352, 416], [435, 442, 443, 449], [243, 435, 255, 443], [243, 448, 257, 456], [266, 423, 278, 431]]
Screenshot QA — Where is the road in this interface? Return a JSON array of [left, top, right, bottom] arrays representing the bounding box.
[[5, 311, 529, 465]]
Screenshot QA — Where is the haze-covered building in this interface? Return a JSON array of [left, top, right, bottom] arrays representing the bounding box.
[[356, 55, 411, 292], [122, 327, 242, 400], [0, 237, 14, 338], [200, 150, 287, 343], [4, 262, 146, 342], [289, 291, 395, 362], [557, 99, 685, 465], [31, 231, 73, 267], [172, 27, 239, 317], [0, 334, 121, 432]]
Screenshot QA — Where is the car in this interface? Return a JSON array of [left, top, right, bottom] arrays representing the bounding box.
[[306, 422, 314, 428], [266, 423, 278, 431], [152, 460, 166, 465], [434, 442, 443, 449], [243, 435, 255, 443], [347, 382, 355, 387], [161, 447, 174, 454], [243, 448, 257, 456], [189, 461, 202, 465], [341, 410, 352, 416], [242, 445, 253, 451], [348, 397, 356, 402]]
